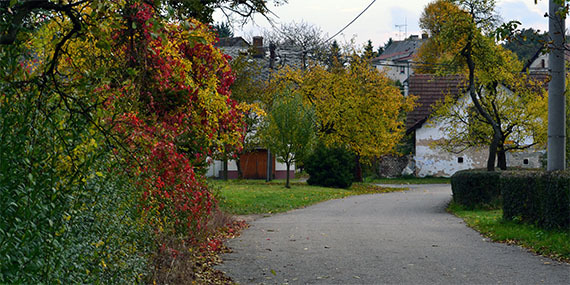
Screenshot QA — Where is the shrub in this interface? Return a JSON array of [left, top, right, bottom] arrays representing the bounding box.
[[501, 170, 570, 230], [305, 144, 355, 189], [451, 169, 501, 209]]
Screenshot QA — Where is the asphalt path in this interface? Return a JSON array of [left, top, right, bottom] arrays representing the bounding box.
[[216, 184, 570, 284]]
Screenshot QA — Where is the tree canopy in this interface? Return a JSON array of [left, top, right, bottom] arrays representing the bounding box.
[[267, 53, 416, 178], [418, 0, 548, 170]]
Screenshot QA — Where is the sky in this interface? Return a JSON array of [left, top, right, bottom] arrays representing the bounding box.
[[213, 0, 551, 49]]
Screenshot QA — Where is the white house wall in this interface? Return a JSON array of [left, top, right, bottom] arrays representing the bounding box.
[[375, 61, 408, 83], [415, 122, 488, 177], [414, 91, 545, 177], [206, 158, 294, 179]]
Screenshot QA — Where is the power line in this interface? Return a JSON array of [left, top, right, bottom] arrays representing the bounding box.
[[324, 0, 377, 44]]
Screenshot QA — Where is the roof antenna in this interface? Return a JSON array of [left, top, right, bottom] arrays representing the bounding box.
[[395, 17, 407, 40]]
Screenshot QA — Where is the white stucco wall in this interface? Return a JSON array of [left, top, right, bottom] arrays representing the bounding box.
[[206, 157, 294, 178], [375, 61, 409, 83], [206, 159, 238, 177], [415, 122, 488, 177], [414, 91, 545, 177]]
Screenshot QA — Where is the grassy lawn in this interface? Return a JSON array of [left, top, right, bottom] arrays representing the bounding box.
[[211, 179, 405, 215], [448, 202, 570, 262], [367, 176, 450, 184]]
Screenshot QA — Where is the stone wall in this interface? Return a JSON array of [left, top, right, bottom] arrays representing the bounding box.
[[377, 155, 413, 178]]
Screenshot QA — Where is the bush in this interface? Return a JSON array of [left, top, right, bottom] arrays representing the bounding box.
[[502, 170, 570, 230], [305, 144, 355, 189], [451, 169, 501, 209]]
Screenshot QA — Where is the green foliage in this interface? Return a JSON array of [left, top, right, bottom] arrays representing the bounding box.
[[213, 21, 233, 37], [362, 39, 377, 59], [213, 180, 405, 215], [261, 90, 316, 187], [451, 170, 501, 209], [162, 0, 287, 23], [305, 143, 355, 189], [501, 170, 570, 230], [448, 202, 570, 262], [0, 69, 150, 283], [502, 28, 547, 65]]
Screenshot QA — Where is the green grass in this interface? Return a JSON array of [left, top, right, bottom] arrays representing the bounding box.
[[448, 202, 570, 262], [211, 180, 405, 215], [367, 176, 450, 184]]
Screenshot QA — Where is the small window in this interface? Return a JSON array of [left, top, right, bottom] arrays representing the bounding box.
[[541, 59, 545, 68], [400, 66, 405, 74], [523, 159, 529, 165], [458, 157, 464, 163]]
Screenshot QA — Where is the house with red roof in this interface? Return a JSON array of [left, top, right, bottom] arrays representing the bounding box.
[[406, 74, 547, 177]]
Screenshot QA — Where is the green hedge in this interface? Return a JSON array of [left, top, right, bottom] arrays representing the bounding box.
[[451, 169, 501, 209], [306, 144, 355, 189], [501, 170, 570, 229]]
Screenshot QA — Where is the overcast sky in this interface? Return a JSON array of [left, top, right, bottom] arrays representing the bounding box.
[[213, 0, 551, 49]]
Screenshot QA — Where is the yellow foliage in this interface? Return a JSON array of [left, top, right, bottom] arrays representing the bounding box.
[[268, 55, 416, 158]]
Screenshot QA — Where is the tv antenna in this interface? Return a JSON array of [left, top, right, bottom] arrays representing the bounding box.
[[395, 18, 407, 40]]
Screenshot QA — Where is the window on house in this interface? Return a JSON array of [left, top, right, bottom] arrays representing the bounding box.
[[523, 159, 529, 165], [458, 157, 464, 163], [541, 59, 545, 68], [400, 66, 405, 74]]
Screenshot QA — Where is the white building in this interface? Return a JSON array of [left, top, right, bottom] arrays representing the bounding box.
[[370, 35, 427, 95], [406, 74, 545, 177]]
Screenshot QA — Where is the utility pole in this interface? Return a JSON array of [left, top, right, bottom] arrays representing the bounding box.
[[266, 43, 277, 182], [547, 0, 566, 171]]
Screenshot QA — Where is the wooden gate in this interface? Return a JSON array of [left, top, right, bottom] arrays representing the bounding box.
[[240, 150, 275, 179]]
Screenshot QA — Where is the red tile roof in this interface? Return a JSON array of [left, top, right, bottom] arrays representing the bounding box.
[[406, 72, 549, 132], [406, 74, 466, 131]]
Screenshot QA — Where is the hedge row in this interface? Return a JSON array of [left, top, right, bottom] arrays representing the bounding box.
[[451, 170, 501, 208], [501, 170, 569, 229], [451, 169, 570, 229]]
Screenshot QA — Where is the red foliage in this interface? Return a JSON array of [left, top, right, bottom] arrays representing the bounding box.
[[106, 1, 244, 239]]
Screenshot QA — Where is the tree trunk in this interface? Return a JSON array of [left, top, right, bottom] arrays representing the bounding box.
[[285, 161, 291, 188], [497, 149, 507, 170], [236, 157, 243, 179], [463, 34, 501, 172], [487, 135, 498, 171], [223, 159, 228, 181], [354, 155, 363, 182]]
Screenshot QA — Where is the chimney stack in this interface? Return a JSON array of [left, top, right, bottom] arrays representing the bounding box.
[[252, 36, 264, 58], [422, 33, 429, 40]]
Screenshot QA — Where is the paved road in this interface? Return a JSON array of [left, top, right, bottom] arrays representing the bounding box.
[[216, 184, 570, 284]]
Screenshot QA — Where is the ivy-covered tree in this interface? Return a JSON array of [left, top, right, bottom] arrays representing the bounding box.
[[0, 0, 249, 282]]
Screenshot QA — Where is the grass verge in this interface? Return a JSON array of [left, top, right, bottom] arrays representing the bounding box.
[[367, 176, 450, 184], [211, 180, 405, 215], [448, 202, 570, 262]]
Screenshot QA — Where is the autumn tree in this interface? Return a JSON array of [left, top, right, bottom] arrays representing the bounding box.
[[228, 54, 267, 179], [261, 90, 316, 188], [418, 0, 547, 170], [0, 0, 249, 282], [269, 53, 416, 181]]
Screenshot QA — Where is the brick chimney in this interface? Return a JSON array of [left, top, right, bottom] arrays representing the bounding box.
[[422, 33, 429, 40], [252, 36, 264, 58]]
